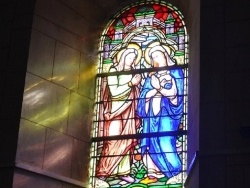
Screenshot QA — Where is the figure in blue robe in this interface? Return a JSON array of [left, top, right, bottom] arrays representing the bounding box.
[[137, 44, 184, 183]]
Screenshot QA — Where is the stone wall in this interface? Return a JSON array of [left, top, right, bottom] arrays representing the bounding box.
[[13, 0, 101, 187], [199, 0, 250, 187]]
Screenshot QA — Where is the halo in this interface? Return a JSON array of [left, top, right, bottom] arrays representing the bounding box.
[[113, 43, 142, 66], [144, 41, 177, 65]]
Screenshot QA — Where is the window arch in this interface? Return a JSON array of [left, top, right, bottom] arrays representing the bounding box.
[[90, 1, 188, 187]]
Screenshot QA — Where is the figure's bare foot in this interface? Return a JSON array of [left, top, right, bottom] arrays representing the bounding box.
[[119, 175, 135, 183]]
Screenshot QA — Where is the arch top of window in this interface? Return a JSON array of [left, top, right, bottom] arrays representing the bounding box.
[[97, 1, 188, 74]]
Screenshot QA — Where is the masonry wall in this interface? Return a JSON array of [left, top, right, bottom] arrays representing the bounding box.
[[12, 0, 100, 187], [199, 0, 250, 187]]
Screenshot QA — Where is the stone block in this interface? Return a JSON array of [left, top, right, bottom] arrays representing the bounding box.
[[200, 71, 225, 103], [201, 0, 223, 7], [200, 21, 225, 52], [226, 165, 246, 188], [225, 47, 250, 73], [200, 155, 226, 188], [225, 72, 250, 102], [225, 101, 250, 131], [225, 0, 250, 22], [226, 130, 250, 149], [225, 20, 250, 48], [35, 0, 89, 36], [200, 103, 226, 150], [27, 30, 55, 80], [53, 41, 80, 91], [43, 129, 72, 177], [32, 15, 83, 51], [78, 53, 96, 98], [67, 92, 92, 141], [21, 73, 70, 132], [201, 6, 224, 24], [16, 119, 46, 168], [227, 153, 250, 165], [70, 138, 90, 184], [60, 0, 105, 24], [13, 168, 63, 188]]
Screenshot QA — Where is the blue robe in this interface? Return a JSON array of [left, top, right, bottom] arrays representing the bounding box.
[[137, 69, 184, 178]]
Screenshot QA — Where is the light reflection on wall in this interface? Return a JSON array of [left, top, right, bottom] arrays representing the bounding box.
[[18, 51, 96, 184], [52, 44, 81, 91], [51, 76, 66, 82], [23, 89, 46, 106], [43, 141, 72, 172], [47, 147, 71, 164], [18, 26, 97, 184], [21, 74, 70, 132], [79, 64, 97, 83]]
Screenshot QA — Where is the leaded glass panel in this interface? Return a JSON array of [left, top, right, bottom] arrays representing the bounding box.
[[90, 1, 188, 188]]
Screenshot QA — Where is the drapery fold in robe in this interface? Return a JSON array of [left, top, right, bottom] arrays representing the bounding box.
[[96, 74, 141, 177], [137, 68, 184, 178]]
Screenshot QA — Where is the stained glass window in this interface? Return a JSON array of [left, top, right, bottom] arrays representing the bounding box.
[[90, 1, 188, 188]]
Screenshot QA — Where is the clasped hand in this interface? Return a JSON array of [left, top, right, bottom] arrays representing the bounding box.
[[131, 74, 142, 86], [151, 75, 161, 90]]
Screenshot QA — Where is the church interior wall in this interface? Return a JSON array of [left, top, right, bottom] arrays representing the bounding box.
[[1, 0, 250, 187], [12, 0, 100, 187], [0, 0, 36, 187], [199, 0, 250, 187]]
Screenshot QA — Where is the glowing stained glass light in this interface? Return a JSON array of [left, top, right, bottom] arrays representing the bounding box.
[[90, 1, 188, 188]]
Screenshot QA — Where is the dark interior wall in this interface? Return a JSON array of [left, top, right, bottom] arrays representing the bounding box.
[[0, 0, 36, 187], [199, 0, 250, 187]]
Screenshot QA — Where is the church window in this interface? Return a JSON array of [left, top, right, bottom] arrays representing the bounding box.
[[90, 1, 188, 187]]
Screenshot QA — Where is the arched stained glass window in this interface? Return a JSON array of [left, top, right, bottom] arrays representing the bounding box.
[[90, 1, 188, 187]]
